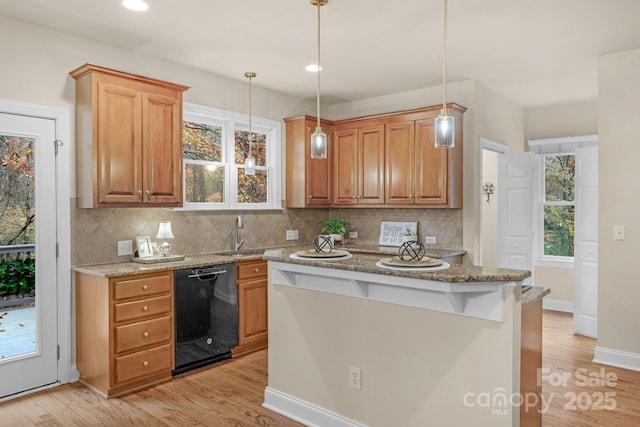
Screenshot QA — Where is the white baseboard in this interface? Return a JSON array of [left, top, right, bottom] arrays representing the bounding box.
[[263, 387, 367, 427], [593, 346, 640, 372], [542, 298, 573, 313]]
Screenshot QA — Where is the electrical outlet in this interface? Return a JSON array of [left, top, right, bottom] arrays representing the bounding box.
[[117, 240, 133, 256], [286, 229, 299, 240], [424, 236, 437, 244], [349, 231, 358, 239], [349, 366, 362, 390]]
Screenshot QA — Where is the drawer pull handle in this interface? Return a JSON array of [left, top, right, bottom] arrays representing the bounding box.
[[143, 331, 149, 338], [143, 361, 149, 367], [142, 306, 148, 312], [143, 285, 149, 290]]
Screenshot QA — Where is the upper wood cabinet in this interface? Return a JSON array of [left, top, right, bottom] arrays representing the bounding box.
[[333, 124, 385, 206], [70, 64, 189, 208], [285, 104, 465, 209], [284, 116, 333, 208]]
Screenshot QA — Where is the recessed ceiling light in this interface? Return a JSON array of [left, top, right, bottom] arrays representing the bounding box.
[[122, 0, 149, 12], [305, 64, 322, 72]]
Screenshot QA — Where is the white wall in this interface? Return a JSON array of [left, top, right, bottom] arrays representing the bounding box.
[[0, 15, 315, 198], [525, 100, 598, 141], [597, 48, 640, 363], [481, 149, 498, 266]]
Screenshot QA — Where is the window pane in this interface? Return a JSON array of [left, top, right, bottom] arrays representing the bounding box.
[[544, 205, 574, 256], [0, 136, 36, 245], [185, 164, 224, 203], [545, 155, 575, 202], [235, 130, 266, 166], [183, 121, 222, 162], [237, 169, 267, 204]]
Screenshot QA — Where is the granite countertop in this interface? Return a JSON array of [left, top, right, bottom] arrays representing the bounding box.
[[339, 243, 466, 259], [521, 286, 551, 309], [263, 247, 531, 283], [72, 252, 264, 278]]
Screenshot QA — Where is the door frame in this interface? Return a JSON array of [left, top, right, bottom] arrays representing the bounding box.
[[0, 98, 76, 393], [478, 137, 509, 266]]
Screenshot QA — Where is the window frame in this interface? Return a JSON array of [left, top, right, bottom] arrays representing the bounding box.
[[534, 152, 576, 267], [179, 102, 281, 211]]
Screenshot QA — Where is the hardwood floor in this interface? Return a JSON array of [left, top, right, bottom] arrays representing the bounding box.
[[542, 310, 640, 426], [1, 351, 302, 427], [1, 311, 639, 426]]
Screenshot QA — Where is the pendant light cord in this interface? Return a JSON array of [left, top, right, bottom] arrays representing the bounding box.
[[248, 74, 252, 158], [316, 0, 322, 130], [442, 0, 448, 116]]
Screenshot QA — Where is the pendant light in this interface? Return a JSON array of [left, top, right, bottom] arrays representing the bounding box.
[[244, 71, 256, 175], [434, 0, 455, 148], [310, 0, 328, 159]]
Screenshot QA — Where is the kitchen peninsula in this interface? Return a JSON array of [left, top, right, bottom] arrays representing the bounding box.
[[262, 247, 537, 427]]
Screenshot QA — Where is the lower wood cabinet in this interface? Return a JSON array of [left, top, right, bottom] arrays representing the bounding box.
[[233, 260, 268, 357], [521, 298, 543, 425], [75, 270, 174, 397]]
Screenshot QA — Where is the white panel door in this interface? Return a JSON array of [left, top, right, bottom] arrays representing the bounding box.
[[497, 153, 534, 285], [573, 146, 598, 338], [0, 113, 58, 399]]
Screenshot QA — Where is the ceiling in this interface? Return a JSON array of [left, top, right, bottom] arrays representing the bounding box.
[[2, 0, 640, 107]]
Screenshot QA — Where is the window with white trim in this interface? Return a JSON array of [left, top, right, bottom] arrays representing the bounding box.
[[181, 103, 281, 210], [541, 153, 575, 258]]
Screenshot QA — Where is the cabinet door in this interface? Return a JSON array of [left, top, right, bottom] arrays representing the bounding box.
[[237, 278, 268, 349], [333, 127, 359, 206], [385, 121, 415, 205], [415, 119, 449, 205], [359, 124, 385, 205], [304, 119, 332, 207], [142, 92, 183, 206], [97, 82, 143, 205]]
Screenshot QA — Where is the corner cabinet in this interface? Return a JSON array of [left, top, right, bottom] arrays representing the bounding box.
[[232, 260, 268, 357], [70, 64, 190, 208], [284, 116, 333, 208], [75, 270, 174, 397]]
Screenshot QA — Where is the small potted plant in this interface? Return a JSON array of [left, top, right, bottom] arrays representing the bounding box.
[[321, 217, 347, 244]]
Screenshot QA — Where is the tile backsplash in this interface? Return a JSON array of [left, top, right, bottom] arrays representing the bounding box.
[[71, 199, 462, 265]]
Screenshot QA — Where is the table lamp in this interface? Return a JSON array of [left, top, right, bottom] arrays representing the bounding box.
[[156, 221, 174, 257]]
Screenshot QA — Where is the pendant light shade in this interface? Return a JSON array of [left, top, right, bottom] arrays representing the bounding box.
[[310, 0, 328, 159], [244, 71, 256, 175], [435, 0, 455, 148]]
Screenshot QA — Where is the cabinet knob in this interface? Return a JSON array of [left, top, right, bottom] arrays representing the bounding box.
[[357, 195, 361, 199], [254, 268, 260, 273], [142, 306, 148, 312], [352, 196, 357, 199], [143, 361, 149, 367], [143, 284, 149, 291], [143, 331, 149, 338], [308, 195, 313, 199]]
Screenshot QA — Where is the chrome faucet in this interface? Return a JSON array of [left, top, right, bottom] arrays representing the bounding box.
[[234, 216, 245, 254]]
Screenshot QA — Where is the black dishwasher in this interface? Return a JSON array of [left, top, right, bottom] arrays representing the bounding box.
[[173, 264, 237, 375]]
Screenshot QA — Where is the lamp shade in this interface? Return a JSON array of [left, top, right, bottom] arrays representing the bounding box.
[[156, 221, 174, 240], [245, 155, 256, 175], [310, 126, 327, 159], [434, 113, 455, 148]]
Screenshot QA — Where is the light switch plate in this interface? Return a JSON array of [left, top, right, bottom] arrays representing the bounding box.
[[349, 231, 358, 239], [613, 225, 626, 241], [424, 236, 437, 244], [286, 229, 299, 240]]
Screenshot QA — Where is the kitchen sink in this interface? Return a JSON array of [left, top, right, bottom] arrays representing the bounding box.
[[221, 250, 264, 259]]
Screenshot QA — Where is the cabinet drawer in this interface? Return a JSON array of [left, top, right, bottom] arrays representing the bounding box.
[[114, 343, 171, 385], [114, 295, 171, 323], [237, 260, 267, 281], [113, 272, 172, 301], [114, 316, 171, 353]]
